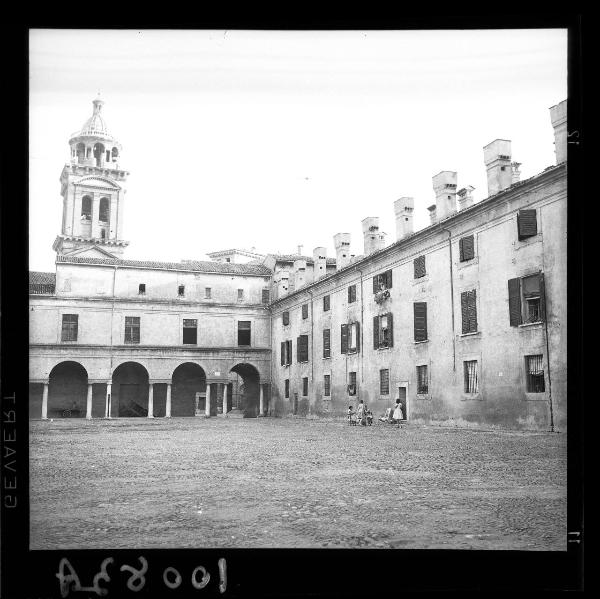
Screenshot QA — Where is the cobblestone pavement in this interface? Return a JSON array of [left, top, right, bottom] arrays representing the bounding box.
[[29, 417, 567, 550]]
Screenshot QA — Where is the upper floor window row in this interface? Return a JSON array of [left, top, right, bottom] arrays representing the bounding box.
[[133, 284, 261, 302]]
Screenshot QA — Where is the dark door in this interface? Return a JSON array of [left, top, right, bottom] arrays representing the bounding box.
[[397, 387, 407, 420]]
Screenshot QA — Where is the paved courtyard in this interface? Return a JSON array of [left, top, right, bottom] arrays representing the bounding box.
[[29, 417, 567, 550]]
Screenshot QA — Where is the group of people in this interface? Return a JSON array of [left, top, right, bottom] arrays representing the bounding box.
[[347, 398, 404, 428]]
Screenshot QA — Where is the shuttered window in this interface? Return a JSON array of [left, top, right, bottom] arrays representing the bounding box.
[[302, 303, 309, 319], [287, 340, 292, 365], [348, 284, 357, 303], [460, 290, 478, 334], [281, 341, 285, 366], [341, 323, 348, 354], [414, 302, 428, 342], [285, 379, 290, 398], [297, 334, 309, 363], [348, 371, 357, 396], [323, 295, 330, 312], [323, 328, 331, 358], [302, 377, 309, 397], [373, 313, 394, 348], [61, 314, 78, 342], [373, 269, 393, 292], [324, 375, 331, 397], [417, 365, 428, 394], [262, 289, 270, 304], [282, 311, 290, 326], [348, 322, 360, 353], [459, 235, 475, 262], [414, 255, 426, 279], [380, 369, 390, 395], [124, 316, 140, 344], [182, 319, 197, 345], [281, 340, 293, 366], [508, 273, 545, 326], [517, 209, 538, 240], [237, 321, 251, 346]]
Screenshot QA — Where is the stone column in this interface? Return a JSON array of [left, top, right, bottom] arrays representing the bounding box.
[[86, 384, 93, 420], [223, 384, 228, 416], [259, 384, 265, 416], [41, 382, 49, 420], [148, 383, 154, 418], [165, 383, 172, 418], [109, 196, 118, 240], [205, 383, 211, 417], [105, 383, 112, 418], [92, 195, 100, 238]]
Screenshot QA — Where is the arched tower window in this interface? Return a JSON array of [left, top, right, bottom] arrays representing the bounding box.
[[111, 147, 119, 162], [99, 197, 110, 223], [93, 143, 105, 167], [76, 143, 86, 164], [81, 196, 92, 220]]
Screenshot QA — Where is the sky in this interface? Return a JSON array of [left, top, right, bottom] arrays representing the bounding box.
[[29, 29, 567, 273]]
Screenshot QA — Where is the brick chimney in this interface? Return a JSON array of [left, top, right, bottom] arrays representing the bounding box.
[[361, 217, 386, 256], [432, 171, 457, 221], [427, 204, 437, 225], [457, 185, 475, 211], [549, 99, 567, 164], [394, 197, 414, 240], [483, 139, 512, 196], [293, 259, 307, 290], [312, 247, 327, 280], [334, 233, 351, 270]]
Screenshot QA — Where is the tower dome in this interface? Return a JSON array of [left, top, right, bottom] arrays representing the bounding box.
[[79, 95, 110, 137]]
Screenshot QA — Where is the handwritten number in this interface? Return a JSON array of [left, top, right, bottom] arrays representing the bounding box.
[[120, 556, 148, 592], [163, 567, 182, 590], [191, 566, 210, 590], [218, 558, 227, 594]]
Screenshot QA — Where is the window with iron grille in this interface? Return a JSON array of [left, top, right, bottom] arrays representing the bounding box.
[[302, 377, 309, 397], [348, 371, 357, 396], [125, 316, 140, 344], [341, 322, 360, 354], [178, 285, 185, 297], [324, 375, 331, 397], [183, 319, 197, 345], [237, 289, 244, 301], [262, 289, 270, 304], [373, 269, 393, 292], [414, 255, 426, 279], [460, 290, 478, 334], [205, 287, 212, 299], [302, 303, 309, 319], [237, 321, 251, 346], [323, 328, 331, 358], [525, 355, 545, 392], [380, 369, 390, 395], [282, 311, 290, 326], [417, 365, 428, 394], [348, 284, 357, 303], [459, 235, 475, 262], [517, 209, 538, 240], [464, 360, 479, 393], [138, 283, 146, 295], [297, 334, 309, 362], [285, 379, 290, 398], [373, 313, 394, 349], [508, 273, 545, 326], [61, 314, 78, 342], [414, 302, 428, 342], [323, 295, 330, 311]]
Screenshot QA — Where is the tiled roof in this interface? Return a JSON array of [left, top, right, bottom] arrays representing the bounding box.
[[55, 255, 272, 276], [270, 254, 337, 265], [29, 271, 56, 285]]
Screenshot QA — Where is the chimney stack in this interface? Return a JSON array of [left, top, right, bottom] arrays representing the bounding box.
[[549, 99, 567, 164], [334, 233, 351, 270], [293, 259, 307, 290], [511, 162, 522, 184], [312, 247, 327, 280], [483, 139, 512, 196], [297, 244, 304, 256], [457, 185, 475, 211], [432, 171, 458, 221], [394, 197, 414, 240], [361, 217, 386, 256], [427, 204, 437, 225]]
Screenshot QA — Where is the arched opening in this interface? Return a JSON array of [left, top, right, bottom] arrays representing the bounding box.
[[111, 147, 119, 162], [48, 361, 88, 418], [111, 362, 149, 417], [229, 363, 260, 418], [171, 363, 206, 417], [81, 196, 92, 220], [93, 142, 105, 167], [99, 197, 110, 223], [76, 143, 86, 164]]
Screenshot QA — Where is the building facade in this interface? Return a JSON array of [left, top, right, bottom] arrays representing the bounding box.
[[29, 97, 567, 431]]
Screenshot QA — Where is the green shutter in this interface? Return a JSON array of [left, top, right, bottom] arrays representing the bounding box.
[[373, 315, 379, 349], [355, 322, 360, 353], [387, 312, 394, 347], [281, 341, 285, 365], [461, 291, 469, 334], [539, 273, 546, 321], [386, 269, 393, 289], [373, 276, 379, 293], [468, 290, 477, 333], [414, 302, 427, 341], [518, 209, 538, 239], [341, 324, 348, 354], [288, 339, 293, 364], [508, 278, 522, 326]]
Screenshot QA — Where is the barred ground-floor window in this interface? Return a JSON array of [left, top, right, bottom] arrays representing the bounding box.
[[526, 354, 545, 392], [464, 360, 479, 394]]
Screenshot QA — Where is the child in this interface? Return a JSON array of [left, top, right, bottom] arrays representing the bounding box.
[[393, 399, 404, 428], [366, 409, 373, 426], [357, 400, 367, 426], [347, 405, 357, 426]]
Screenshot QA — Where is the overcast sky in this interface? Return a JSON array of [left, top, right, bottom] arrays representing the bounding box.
[[29, 29, 567, 272]]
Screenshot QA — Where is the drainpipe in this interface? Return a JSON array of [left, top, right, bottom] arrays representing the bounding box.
[[268, 296, 273, 417], [358, 269, 364, 387], [541, 246, 555, 432], [307, 289, 315, 411], [107, 264, 118, 418], [439, 226, 456, 372]]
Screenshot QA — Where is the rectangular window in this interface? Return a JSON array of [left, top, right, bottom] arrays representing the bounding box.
[[416, 365, 428, 394], [348, 371, 357, 396], [281, 339, 293, 366], [302, 303, 309, 319], [373, 313, 394, 349], [262, 289, 270, 304], [373, 269, 393, 292], [285, 379, 290, 399], [348, 284, 357, 303], [464, 360, 479, 394], [237, 289, 244, 301], [205, 287, 211, 299], [508, 273, 545, 326], [517, 209, 538, 240], [525, 354, 545, 393], [178, 285, 185, 297], [297, 334, 309, 363], [380, 369, 390, 395], [125, 316, 140, 344], [302, 377, 309, 397], [183, 319, 197, 345], [237, 321, 251, 346], [414, 302, 428, 342], [324, 375, 331, 397], [414, 255, 426, 279], [61, 314, 78, 342], [459, 235, 475, 262], [460, 290, 478, 334], [282, 311, 290, 326], [323, 295, 330, 311], [342, 322, 360, 354], [323, 328, 331, 358], [138, 283, 146, 295]]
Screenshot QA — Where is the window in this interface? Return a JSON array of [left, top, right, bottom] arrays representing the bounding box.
[[348, 284, 357, 303], [226, 258, 231, 262], [459, 235, 475, 262], [324, 375, 331, 397], [460, 290, 478, 334], [237, 321, 251, 346], [237, 289, 244, 301], [205, 287, 211, 299], [178, 285, 185, 297], [417, 365, 428, 394], [323, 295, 330, 311], [414, 255, 426, 279], [125, 316, 140, 344], [373, 313, 394, 349], [380, 369, 390, 395], [525, 355, 545, 393], [100, 229, 106, 240], [285, 379, 290, 399], [183, 319, 197, 345], [414, 302, 428, 342], [61, 314, 78, 342], [280, 339, 293, 366], [302, 377, 309, 397], [464, 360, 479, 394], [297, 334, 309, 363], [341, 322, 360, 354], [282, 311, 290, 326], [81, 196, 92, 220], [99, 197, 110, 223], [348, 371, 357, 396], [302, 303, 309, 319], [262, 289, 270, 304], [508, 273, 545, 326], [373, 269, 393, 292], [138, 283, 146, 295], [517, 209, 538, 240], [323, 328, 331, 358]]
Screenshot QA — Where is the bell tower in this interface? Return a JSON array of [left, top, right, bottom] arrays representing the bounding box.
[[53, 94, 130, 258]]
